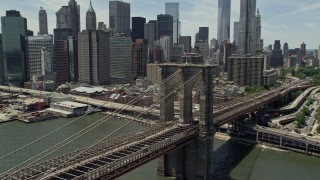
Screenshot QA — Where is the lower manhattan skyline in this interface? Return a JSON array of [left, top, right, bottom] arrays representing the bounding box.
[[0, 0, 319, 48]]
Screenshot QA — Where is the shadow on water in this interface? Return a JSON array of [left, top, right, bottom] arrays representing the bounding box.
[[213, 137, 258, 180]]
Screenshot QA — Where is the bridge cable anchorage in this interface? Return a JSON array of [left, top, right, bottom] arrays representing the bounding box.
[[24, 70, 203, 180], [0, 68, 164, 163], [0, 69, 183, 178]]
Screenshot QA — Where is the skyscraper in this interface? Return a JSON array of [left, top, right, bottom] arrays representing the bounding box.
[[78, 31, 110, 85], [132, 39, 148, 78], [54, 40, 69, 85], [132, 17, 146, 42], [38, 7, 48, 35], [283, 43, 289, 59], [179, 36, 192, 53], [217, 0, 231, 44], [199, 27, 209, 42], [148, 20, 159, 40], [318, 45, 320, 60], [109, 0, 131, 36], [157, 14, 173, 40], [233, 21, 240, 45], [159, 36, 171, 62], [301, 42, 306, 57], [56, 0, 80, 38], [0, 34, 3, 85], [144, 22, 156, 47], [239, 0, 257, 55], [86, 1, 96, 31], [98, 22, 107, 30], [110, 35, 133, 84], [270, 40, 284, 68], [165, 2, 181, 44], [78, 2, 110, 85], [25, 35, 53, 80], [1, 10, 27, 86], [256, 9, 263, 53], [53, 28, 77, 84]]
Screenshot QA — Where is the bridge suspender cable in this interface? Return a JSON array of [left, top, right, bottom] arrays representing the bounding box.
[[0, 69, 183, 177], [34, 70, 203, 180], [0, 68, 164, 162]]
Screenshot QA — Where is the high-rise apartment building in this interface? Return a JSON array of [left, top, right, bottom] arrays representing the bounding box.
[[86, 1, 96, 31], [199, 27, 209, 42], [157, 14, 173, 40], [233, 21, 240, 45], [1, 10, 27, 86], [256, 9, 263, 53], [217, 0, 231, 44], [110, 36, 133, 84], [270, 40, 284, 68], [38, 7, 48, 35], [239, 0, 257, 55], [227, 55, 264, 86], [165, 2, 181, 44], [144, 22, 156, 47], [25, 35, 53, 80], [56, 0, 80, 38], [132, 17, 146, 42], [109, 0, 131, 36], [179, 36, 192, 53]]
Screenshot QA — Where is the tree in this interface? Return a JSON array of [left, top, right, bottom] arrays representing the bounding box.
[[301, 107, 310, 116], [317, 125, 320, 134], [295, 113, 306, 128]]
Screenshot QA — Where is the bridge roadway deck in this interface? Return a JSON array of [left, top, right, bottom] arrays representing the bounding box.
[[254, 126, 320, 155], [213, 84, 312, 127], [1, 123, 198, 180]]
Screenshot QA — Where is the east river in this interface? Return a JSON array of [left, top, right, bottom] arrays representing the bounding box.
[[1, 114, 320, 180]]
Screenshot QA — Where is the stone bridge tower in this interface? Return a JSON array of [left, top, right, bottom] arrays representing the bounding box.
[[157, 64, 216, 180]]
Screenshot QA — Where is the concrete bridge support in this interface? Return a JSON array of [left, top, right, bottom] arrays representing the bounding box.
[[157, 64, 215, 180]]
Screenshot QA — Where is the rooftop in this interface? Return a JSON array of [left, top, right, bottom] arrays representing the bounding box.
[[72, 87, 110, 94], [54, 101, 88, 108]]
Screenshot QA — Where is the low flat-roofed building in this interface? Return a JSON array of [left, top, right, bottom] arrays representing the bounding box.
[[70, 86, 111, 97], [47, 101, 90, 117]]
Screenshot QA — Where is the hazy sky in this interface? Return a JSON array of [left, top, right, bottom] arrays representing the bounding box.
[[0, 0, 319, 49]]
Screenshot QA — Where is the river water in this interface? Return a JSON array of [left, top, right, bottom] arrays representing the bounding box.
[[1, 114, 320, 180]]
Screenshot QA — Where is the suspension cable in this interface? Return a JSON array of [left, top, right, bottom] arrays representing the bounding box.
[[36, 70, 203, 180], [0, 68, 164, 162], [1, 69, 182, 177]]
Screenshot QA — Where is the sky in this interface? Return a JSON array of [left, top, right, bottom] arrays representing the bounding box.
[[0, 0, 319, 49]]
